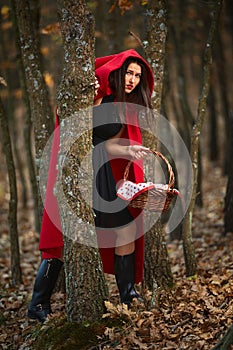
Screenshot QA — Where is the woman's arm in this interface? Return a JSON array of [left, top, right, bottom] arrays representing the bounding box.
[[105, 128, 149, 160]]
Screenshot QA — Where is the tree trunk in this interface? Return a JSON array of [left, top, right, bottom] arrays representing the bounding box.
[[211, 324, 233, 350], [224, 113, 233, 234], [183, 0, 223, 277], [56, 0, 108, 323], [169, 1, 203, 207], [0, 96, 22, 286], [168, 1, 193, 146], [11, 0, 54, 221], [0, 15, 28, 208], [208, 85, 219, 162], [10, 1, 41, 232], [105, 0, 122, 54], [216, 29, 231, 174], [144, 0, 167, 112], [143, 0, 173, 295], [144, 221, 173, 292]]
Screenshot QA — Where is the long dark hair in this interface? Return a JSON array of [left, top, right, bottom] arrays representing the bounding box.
[[108, 57, 152, 109]]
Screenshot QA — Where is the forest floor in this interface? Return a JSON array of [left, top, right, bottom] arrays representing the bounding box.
[[0, 158, 232, 350]]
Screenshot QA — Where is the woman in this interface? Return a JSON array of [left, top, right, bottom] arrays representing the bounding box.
[[93, 49, 154, 305], [27, 49, 154, 322]]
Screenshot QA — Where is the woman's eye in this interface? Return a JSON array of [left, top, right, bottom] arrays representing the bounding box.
[[126, 72, 141, 79]]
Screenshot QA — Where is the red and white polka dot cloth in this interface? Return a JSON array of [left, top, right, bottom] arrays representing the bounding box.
[[117, 180, 169, 202]]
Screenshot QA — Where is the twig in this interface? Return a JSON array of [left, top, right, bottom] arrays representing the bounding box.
[[128, 31, 143, 48], [171, 317, 192, 332], [219, 297, 229, 310]]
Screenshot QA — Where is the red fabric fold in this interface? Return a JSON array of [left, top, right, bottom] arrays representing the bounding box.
[[39, 113, 63, 259]]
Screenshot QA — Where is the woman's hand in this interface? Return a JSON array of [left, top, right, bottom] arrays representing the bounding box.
[[94, 76, 100, 96], [128, 145, 150, 159]]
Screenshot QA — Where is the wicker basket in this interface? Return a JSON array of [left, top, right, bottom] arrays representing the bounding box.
[[121, 150, 179, 212]]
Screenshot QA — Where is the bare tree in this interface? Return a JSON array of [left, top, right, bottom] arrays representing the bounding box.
[[10, 0, 41, 232], [168, 0, 203, 208], [11, 0, 54, 223], [182, 0, 223, 277], [216, 29, 231, 174], [224, 113, 233, 234], [0, 92, 22, 286], [56, 0, 108, 322], [0, 21, 28, 208]]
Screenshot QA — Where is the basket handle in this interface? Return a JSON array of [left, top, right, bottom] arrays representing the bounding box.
[[123, 150, 175, 188]]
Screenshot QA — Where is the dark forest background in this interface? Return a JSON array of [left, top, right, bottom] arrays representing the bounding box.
[[0, 0, 232, 349], [0, 0, 232, 214]]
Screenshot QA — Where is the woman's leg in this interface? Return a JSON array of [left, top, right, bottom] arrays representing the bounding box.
[[114, 222, 143, 305], [27, 249, 64, 323], [115, 220, 136, 256]]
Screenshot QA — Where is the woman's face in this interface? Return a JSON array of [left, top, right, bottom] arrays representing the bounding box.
[[125, 62, 141, 94]]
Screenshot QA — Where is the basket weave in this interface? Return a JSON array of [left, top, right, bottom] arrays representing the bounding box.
[[123, 150, 178, 212]]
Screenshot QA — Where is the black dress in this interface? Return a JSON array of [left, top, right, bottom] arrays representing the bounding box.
[[92, 95, 134, 229]]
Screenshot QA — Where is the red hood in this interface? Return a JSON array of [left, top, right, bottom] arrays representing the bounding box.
[[95, 49, 154, 99]]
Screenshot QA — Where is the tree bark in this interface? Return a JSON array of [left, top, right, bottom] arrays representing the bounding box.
[[144, 0, 167, 111], [216, 29, 231, 174], [143, 0, 174, 294], [208, 84, 219, 162], [211, 324, 233, 350], [11, 0, 54, 221], [10, 0, 41, 232], [224, 113, 233, 234], [0, 21, 28, 208], [182, 0, 223, 277], [144, 221, 173, 293], [56, 0, 108, 323], [0, 96, 22, 286]]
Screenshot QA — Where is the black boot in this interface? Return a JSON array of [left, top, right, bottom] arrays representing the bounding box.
[[27, 258, 63, 323], [114, 252, 143, 306]]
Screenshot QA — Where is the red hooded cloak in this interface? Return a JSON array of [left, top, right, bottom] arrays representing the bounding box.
[[39, 49, 154, 283]]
